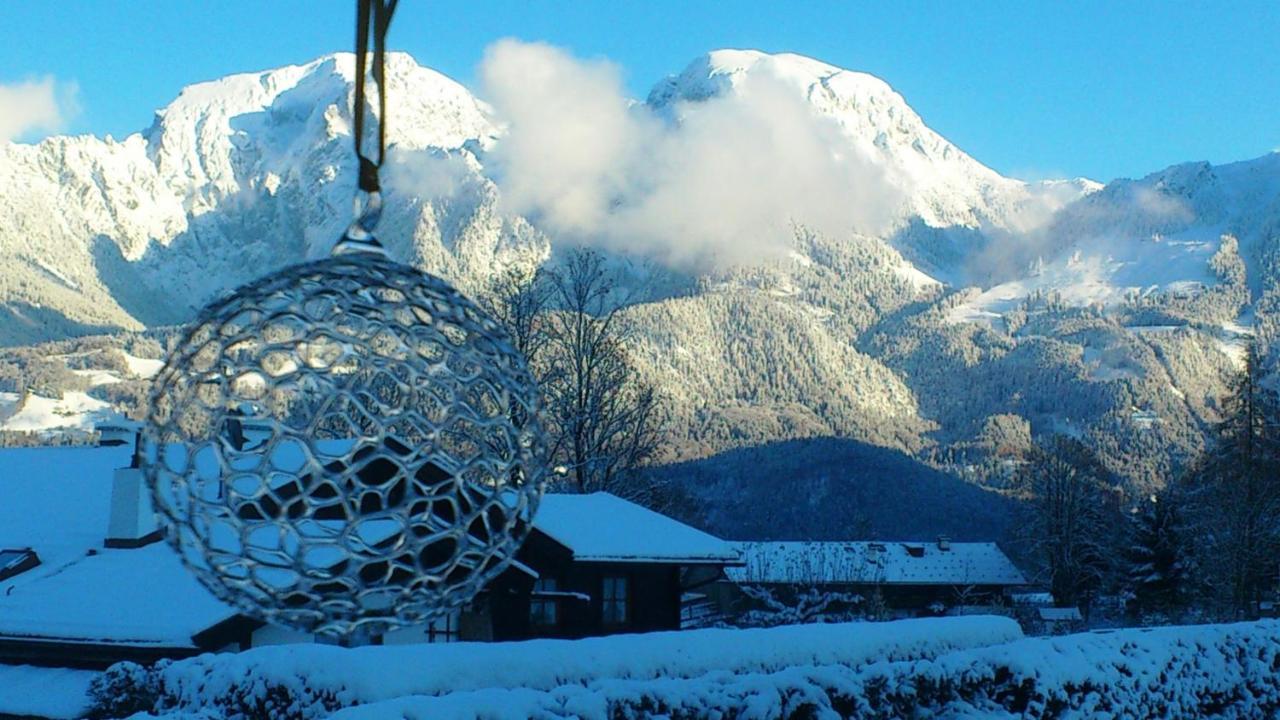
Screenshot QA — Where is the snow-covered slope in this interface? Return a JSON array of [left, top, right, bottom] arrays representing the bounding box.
[[4, 49, 1276, 482], [0, 53, 542, 344], [648, 50, 1097, 266], [0, 49, 1096, 345], [948, 153, 1280, 326]]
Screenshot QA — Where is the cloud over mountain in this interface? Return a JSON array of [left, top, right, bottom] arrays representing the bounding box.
[[0, 76, 78, 143], [479, 40, 902, 268]]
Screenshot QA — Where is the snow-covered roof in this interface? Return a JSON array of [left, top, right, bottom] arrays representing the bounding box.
[[1038, 607, 1083, 621], [0, 445, 238, 646], [0, 447, 733, 648], [726, 541, 1027, 587], [0, 544, 237, 646], [0, 445, 133, 568], [533, 493, 740, 564]]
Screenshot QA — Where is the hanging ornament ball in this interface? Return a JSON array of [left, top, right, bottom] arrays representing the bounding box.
[[142, 253, 548, 637]]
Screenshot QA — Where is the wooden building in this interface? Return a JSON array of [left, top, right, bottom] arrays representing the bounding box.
[[716, 539, 1027, 620], [492, 492, 741, 641], [0, 445, 740, 668]]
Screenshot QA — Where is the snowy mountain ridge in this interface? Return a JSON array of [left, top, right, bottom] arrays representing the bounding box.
[[650, 50, 1095, 239], [2, 49, 1278, 485], [0, 52, 522, 343], [0, 48, 1099, 345]]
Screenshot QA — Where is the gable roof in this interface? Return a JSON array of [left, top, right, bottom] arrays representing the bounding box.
[[0, 447, 735, 651], [0, 543, 237, 647], [533, 493, 740, 564], [0, 445, 132, 567], [726, 541, 1027, 587]]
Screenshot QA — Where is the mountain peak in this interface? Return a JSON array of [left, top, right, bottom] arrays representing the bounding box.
[[648, 49, 892, 107], [648, 49, 1035, 238]]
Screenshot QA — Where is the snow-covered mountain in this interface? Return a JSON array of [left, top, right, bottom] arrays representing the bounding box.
[[948, 153, 1280, 326], [2, 49, 1277, 487], [649, 50, 1091, 238], [0, 53, 541, 344], [0, 48, 1095, 346]]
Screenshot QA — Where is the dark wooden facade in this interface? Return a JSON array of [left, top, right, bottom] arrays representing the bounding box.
[[711, 581, 1016, 620], [475, 530, 686, 641]]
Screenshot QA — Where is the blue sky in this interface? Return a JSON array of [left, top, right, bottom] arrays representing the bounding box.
[[2, 1, 1276, 183]]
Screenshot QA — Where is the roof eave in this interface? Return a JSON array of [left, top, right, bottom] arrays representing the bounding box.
[[574, 555, 743, 565]]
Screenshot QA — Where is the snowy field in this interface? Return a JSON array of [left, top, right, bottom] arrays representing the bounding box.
[[35, 616, 1280, 720], [0, 351, 159, 435], [946, 236, 1222, 327]]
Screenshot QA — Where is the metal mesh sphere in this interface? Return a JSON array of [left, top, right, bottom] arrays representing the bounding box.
[[142, 253, 548, 637]]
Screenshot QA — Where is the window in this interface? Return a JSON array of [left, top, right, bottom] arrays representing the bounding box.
[[426, 610, 459, 643], [530, 578, 559, 628], [602, 575, 629, 626], [0, 549, 38, 582]]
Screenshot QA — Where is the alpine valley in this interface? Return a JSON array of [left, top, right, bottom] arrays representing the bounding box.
[[2, 50, 1277, 536]]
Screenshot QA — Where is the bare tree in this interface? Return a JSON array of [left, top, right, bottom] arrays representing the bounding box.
[[541, 250, 663, 500], [481, 250, 664, 501], [734, 584, 864, 627], [1015, 435, 1122, 616], [479, 265, 554, 370]]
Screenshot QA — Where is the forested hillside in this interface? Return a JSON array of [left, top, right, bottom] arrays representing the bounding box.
[[1, 48, 1278, 522]]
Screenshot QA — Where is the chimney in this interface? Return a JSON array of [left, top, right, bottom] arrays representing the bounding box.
[[105, 433, 162, 549], [936, 535, 951, 552]]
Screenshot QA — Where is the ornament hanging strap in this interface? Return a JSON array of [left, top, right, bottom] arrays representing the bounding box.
[[339, 0, 399, 254]]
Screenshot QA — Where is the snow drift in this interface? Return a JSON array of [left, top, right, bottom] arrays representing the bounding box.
[[89, 617, 1018, 718], [85, 617, 1280, 719]]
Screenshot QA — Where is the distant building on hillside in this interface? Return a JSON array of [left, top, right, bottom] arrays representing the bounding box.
[[0, 444, 741, 669], [715, 539, 1028, 621], [93, 420, 141, 447], [1034, 606, 1085, 634]]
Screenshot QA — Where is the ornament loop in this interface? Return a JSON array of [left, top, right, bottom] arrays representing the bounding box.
[[333, 190, 385, 256]]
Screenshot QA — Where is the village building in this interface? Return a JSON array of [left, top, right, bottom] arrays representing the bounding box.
[[716, 539, 1028, 620], [0, 441, 1029, 672], [0, 444, 740, 668]]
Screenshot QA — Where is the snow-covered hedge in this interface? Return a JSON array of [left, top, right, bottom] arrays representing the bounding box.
[[96, 618, 1280, 719], [331, 619, 1280, 720], [92, 616, 1018, 719]]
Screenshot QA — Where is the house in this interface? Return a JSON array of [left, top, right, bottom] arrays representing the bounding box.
[[93, 420, 141, 448], [0, 444, 740, 668], [1035, 606, 1085, 634], [716, 539, 1027, 619], [497, 492, 740, 641]]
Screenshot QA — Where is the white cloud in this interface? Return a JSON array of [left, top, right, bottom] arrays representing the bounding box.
[[476, 40, 901, 269], [0, 76, 79, 143]]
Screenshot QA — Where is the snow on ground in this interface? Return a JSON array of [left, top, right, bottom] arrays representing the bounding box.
[[0, 391, 18, 421], [0, 390, 119, 433], [0, 664, 98, 719], [1215, 314, 1256, 369], [108, 618, 1280, 720], [0, 386, 123, 430], [1081, 345, 1142, 382], [947, 235, 1220, 325], [73, 368, 123, 386], [892, 260, 942, 291], [132, 617, 1020, 718], [787, 250, 812, 267], [123, 352, 164, 379]]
